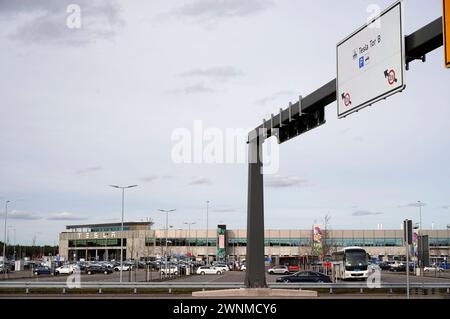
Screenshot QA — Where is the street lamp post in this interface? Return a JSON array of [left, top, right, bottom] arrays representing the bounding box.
[[158, 209, 176, 273], [183, 222, 196, 257], [2, 200, 10, 279], [110, 184, 138, 283], [206, 201, 210, 265], [417, 200, 422, 273]]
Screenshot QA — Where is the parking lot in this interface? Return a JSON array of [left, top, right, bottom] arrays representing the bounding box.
[[0, 269, 164, 283]]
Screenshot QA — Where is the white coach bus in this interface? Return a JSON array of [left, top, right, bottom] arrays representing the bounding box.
[[332, 246, 369, 281]]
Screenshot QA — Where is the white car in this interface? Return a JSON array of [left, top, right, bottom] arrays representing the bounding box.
[[213, 264, 230, 272], [424, 266, 444, 272], [55, 264, 79, 275], [160, 265, 178, 275], [114, 264, 133, 271], [240, 264, 246, 271], [267, 265, 289, 275], [196, 266, 223, 275]]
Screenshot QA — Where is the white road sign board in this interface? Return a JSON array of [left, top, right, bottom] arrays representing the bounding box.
[[337, 1, 406, 118]]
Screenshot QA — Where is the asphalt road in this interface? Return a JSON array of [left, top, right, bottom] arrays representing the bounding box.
[[161, 270, 450, 284]]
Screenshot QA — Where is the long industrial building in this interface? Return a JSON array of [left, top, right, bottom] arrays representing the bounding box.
[[58, 222, 450, 262]]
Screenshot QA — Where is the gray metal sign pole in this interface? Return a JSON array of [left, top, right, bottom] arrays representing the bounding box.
[[245, 133, 267, 288], [405, 221, 410, 299]]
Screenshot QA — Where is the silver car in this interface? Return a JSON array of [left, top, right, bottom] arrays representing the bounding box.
[[268, 265, 289, 275]]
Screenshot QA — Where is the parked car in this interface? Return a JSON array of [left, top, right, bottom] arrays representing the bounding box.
[[75, 262, 87, 271], [160, 265, 178, 275], [0, 264, 11, 274], [98, 262, 114, 269], [368, 263, 381, 272], [377, 261, 392, 270], [86, 265, 113, 275], [389, 263, 414, 272], [424, 265, 445, 272], [196, 266, 223, 275], [268, 265, 289, 275], [213, 264, 230, 272], [240, 264, 246, 271], [55, 264, 79, 275], [137, 261, 147, 269], [34, 266, 52, 276], [276, 271, 332, 283], [114, 264, 133, 271], [147, 261, 160, 270], [438, 262, 450, 270]]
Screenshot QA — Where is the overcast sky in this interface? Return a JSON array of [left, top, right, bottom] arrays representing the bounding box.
[[0, 0, 449, 245]]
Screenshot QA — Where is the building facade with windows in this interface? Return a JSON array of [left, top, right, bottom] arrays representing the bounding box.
[[59, 222, 450, 262]]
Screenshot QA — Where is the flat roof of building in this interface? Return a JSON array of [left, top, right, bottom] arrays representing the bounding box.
[[66, 221, 153, 229]]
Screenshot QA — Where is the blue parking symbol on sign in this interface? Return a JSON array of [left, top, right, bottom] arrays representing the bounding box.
[[359, 56, 364, 68]]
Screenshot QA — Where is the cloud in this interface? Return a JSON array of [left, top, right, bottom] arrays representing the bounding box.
[[161, 0, 274, 25], [2, 0, 124, 46], [265, 175, 309, 188], [0, 210, 42, 220], [140, 175, 158, 182], [75, 166, 102, 175], [352, 210, 383, 217], [47, 212, 88, 221], [441, 205, 449, 209], [398, 202, 427, 208], [185, 83, 215, 94], [188, 176, 212, 185], [179, 66, 243, 81], [169, 82, 215, 94], [352, 136, 364, 143], [255, 90, 296, 106]]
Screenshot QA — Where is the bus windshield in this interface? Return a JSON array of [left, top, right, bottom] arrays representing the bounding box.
[[345, 250, 368, 268]]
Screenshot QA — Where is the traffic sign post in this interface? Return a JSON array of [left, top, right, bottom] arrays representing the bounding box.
[[337, 1, 406, 118], [444, 0, 450, 68], [403, 219, 412, 299]]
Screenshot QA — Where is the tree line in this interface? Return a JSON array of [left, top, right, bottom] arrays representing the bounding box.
[[0, 241, 59, 259]]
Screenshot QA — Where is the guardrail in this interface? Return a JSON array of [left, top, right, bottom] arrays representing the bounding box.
[[0, 282, 450, 295]]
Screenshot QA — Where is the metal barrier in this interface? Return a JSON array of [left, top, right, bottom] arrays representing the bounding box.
[[1, 281, 450, 290]]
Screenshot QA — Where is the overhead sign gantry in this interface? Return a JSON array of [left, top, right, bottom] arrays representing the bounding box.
[[444, 0, 450, 68], [245, 2, 444, 288]]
